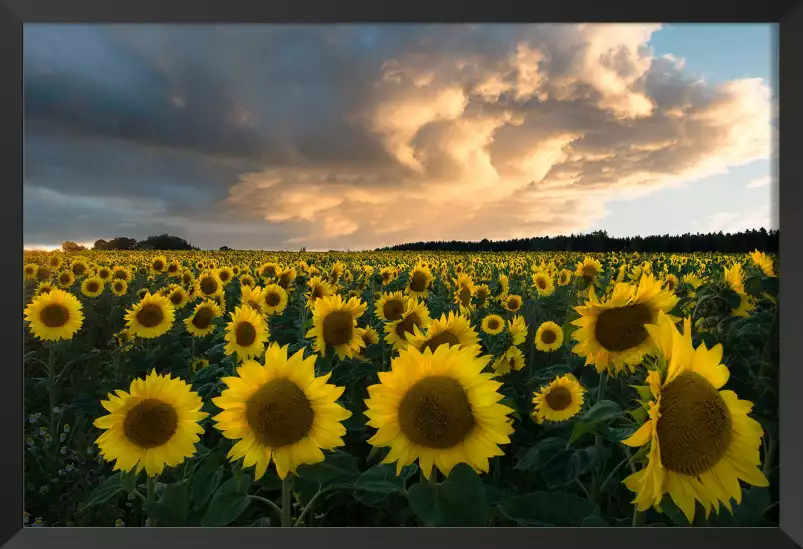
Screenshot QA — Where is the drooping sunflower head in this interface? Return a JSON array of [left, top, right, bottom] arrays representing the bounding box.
[[384, 298, 432, 352], [621, 312, 769, 523], [306, 294, 368, 360], [498, 273, 510, 296], [406, 264, 434, 298], [113, 328, 136, 352], [531, 374, 585, 424], [185, 299, 223, 338], [111, 279, 129, 297], [81, 277, 105, 298], [93, 370, 207, 477], [195, 270, 223, 299], [224, 305, 270, 362], [481, 314, 505, 336], [212, 343, 352, 479], [262, 284, 288, 316], [24, 288, 84, 342], [57, 270, 76, 289], [534, 321, 564, 352], [532, 272, 555, 296], [507, 315, 528, 346], [375, 291, 408, 322], [364, 344, 514, 479], [491, 345, 525, 376], [124, 292, 175, 339], [406, 312, 480, 355]]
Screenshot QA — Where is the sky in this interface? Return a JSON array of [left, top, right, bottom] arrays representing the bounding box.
[[22, 23, 778, 251]]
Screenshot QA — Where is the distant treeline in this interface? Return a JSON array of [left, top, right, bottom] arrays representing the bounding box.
[[62, 234, 200, 252], [378, 229, 779, 254]]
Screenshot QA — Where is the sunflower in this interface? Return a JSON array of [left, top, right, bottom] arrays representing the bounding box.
[[723, 264, 755, 318], [111, 279, 129, 297], [262, 284, 288, 316], [749, 250, 777, 278], [56, 270, 76, 289], [113, 328, 136, 352], [224, 306, 269, 362], [576, 257, 603, 282], [535, 321, 564, 352], [240, 273, 256, 289], [507, 315, 527, 346], [93, 370, 207, 477], [182, 269, 196, 288], [259, 262, 281, 282], [167, 286, 189, 309], [112, 266, 132, 283], [375, 291, 408, 322], [166, 261, 182, 278], [48, 254, 63, 269], [149, 256, 167, 275], [532, 272, 555, 297], [475, 284, 491, 307], [406, 312, 479, 354], [364, 345, 514, 479], [663, 274, 679, 293], [406, 264, 434, 299], [240, 285, 266, 316], [212, 343, 352, 479], [503, 294, 522, 313], [306, 295, 367, 359], [81, 277, 105, 298], [384, 299, 431, 352], [379, 266, 396, 285], [621, 312, 769, 523], [190, 357, 210, 373], [68, 260, 89, 279], [24, 288, 84, 342], [557, 269, 572, 286], [195, 270, 224, 299], [356, 326, 380, 360], [305, 276, 335, 308], [278, 268, 297, 289], [137, 288, 150, 300], [491, 346, 525, 376], [571, 275, 679, 375], [218, 266, 234, 286], [185, 300, 223, 338], [34, 281, 53, 296], [24, 263, 38, 281], [124, 293, 175, 339], [481, 314, 505, 336], [531, 374, 585, 424], [35, 265, 52, 282]]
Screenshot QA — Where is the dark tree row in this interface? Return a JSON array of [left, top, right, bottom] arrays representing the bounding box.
[[378, 228, 779, 254], [88, 234, 199, 251]]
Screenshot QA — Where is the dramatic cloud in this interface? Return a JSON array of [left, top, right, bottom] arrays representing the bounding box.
[[23, 24, 776, 249]]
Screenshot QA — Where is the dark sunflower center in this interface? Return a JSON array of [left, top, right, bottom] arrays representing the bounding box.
[[40, 304, 70, 328], [264, 267, 276, 278], [398, 376, 475, 449], [246, 378, 314, 447], [192, 307, 215, 329], [582, 265, 598, 278], [423, 331, 461, 353], [200, 277, 219, 295], [183, 274, 193, 285], [235, 322, 257, 347], [545, 386, 573, 411], [59, 273, 72, 285], [656, 371, 732, 476], [477, 288, 489, 300], [458, 287, 472, 306], [507, 297, 520, 310], [666, 280, 676, 291], [279, 273, 291, 287], [265, 292, 281, 307], [247, 300, 263, 313], [383, 299, 405, 321], [170, 292, 183, 305], [487, 318, 501, 330], [152, 260, 164, 271], [25, 266, 35, 275], [37, 267, 51, 280], [123, 399, 178, 448], [136, 304, 164, 329], [311, 286, 323, 300], [537, 279, 547, 289], [540, 329, 557, 344], [114, 282, 124, 292], [87, 281, 100, 293], [113, 270, 126, 279], [322, 310, 354, 346], [168, 264, 178, 273], [395, 313, 421, 338], [220, 271, 230, 282], [594, 303, 653, 352], [409, 272, 428, 292], [99, 269, 110, 278]]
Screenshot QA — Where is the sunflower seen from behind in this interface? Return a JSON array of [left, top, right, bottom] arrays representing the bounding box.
[[24, 288, 84, 342], [621, 312, 769, 523], [212, 343, 352, 479], [364, 345, 514, 479], [531, 374, 585, 424], [93, 370, 207, 477], [124, 292, 175, 339], [224, 305, 269, 361]]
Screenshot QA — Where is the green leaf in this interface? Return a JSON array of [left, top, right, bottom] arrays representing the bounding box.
[[761, 276, 779, 297], [120, 470, 138, 495], [581, 515, 609, 527], [83, 473, 123, 510], [192, 463, 225, 511], [201, 491, 251, 527], [406, 464, 488, 527], [144, 482, 189, 526], [192, 366, 222, 383], [721, 288, 743, 310], [354, 464, 409, 495], [583, 400, 622, 422], [499, 491, 600, 527], [568, 445, 611, 480], [734, 487, 771, 526], [296, 450, 360, 485]]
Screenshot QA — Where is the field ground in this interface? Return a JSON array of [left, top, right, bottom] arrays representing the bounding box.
[[22, 250, 779, 527]]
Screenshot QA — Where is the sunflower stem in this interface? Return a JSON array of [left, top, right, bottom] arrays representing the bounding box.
[[429, 469, 438, 485], [596, 372, 608, 403], [47, 345, 58, 428], [281, 475, 293, 527], [145, 476, 156, 527], [247, 495, 283, 521], [632, 508, 645, 527]]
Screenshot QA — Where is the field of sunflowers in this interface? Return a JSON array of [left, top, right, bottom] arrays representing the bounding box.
[[22, 249, 780, 528]]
